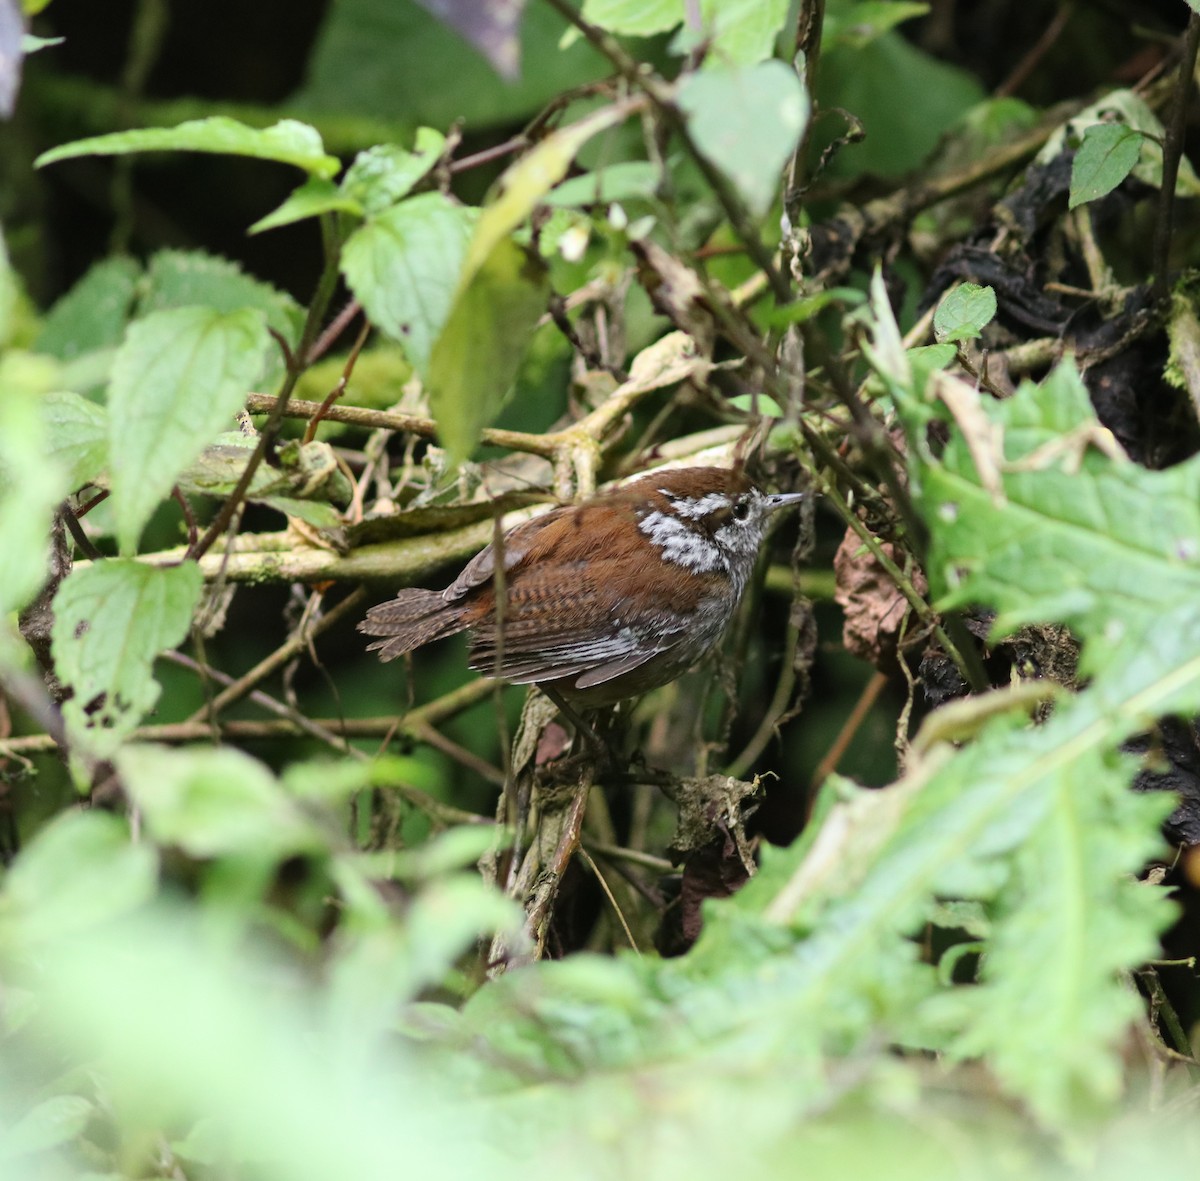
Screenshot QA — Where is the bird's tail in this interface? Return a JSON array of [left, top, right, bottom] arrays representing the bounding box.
[[358, 589, 470, 661]]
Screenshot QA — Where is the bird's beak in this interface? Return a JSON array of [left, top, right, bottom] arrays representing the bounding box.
[[765, 491, 806, 513]]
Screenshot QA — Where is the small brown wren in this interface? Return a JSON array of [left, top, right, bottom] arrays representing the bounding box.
[[360, 466, 804, 708]]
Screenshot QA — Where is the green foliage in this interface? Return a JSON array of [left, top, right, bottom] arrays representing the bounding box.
[[5, 2, 1200, 1177], [428, 236, 549, 462], [298, 0, 608, 130], [677, 61, 810, 216], [340, 194, 476, 376], [1039, 89, 1200, 197], [34, 255, 141, 360], [1069, 123, 1145, 209], [252, 128, 447, 233], [35, 116, 342, 177], [107, 306, 269, 551], [581, 0, 793, 64], [51, 559, 203, 761], [40, 390, 108, 490], [933, 282, 997, 343]]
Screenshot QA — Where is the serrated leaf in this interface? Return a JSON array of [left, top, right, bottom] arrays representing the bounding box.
[[138, 249, 303, 383], [920, 360, 1200, 653], [34, 256, 141, 361], [340, 129, 447, 214], [36, 116, 341, 178], [0, 1095, 94, 1160], [41, 390, 108, 490], [0, 811, 158, 942], [117, 745, 322, 859], [51, 559, 202, 759], [427, 236, 548, 462], [1069, 123, 1144, 209], [0, 355, 69, 618], [340, 194, 476, 376], [937, 744, 1171, 1122], [107, 306, 269, 553], [249, 177, 364, 235], [933, 283, 997, 343], [677, 60, 810, 217]]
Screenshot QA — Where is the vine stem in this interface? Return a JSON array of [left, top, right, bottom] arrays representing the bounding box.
[[1152, 10, 1200, 305], [187, 213, 345, 561]]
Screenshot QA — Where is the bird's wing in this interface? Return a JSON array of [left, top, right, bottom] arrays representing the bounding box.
[[465, 558, 701, 686], [441, 508, 570, 602]]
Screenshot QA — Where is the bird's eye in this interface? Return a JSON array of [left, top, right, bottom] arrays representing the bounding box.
[[732, 500, 750, 522]]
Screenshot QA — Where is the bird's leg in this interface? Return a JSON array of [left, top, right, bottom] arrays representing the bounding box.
[[538, 685, 624, 767]]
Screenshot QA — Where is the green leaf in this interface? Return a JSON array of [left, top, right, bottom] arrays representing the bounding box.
[[299, 0, 608, 132], [934, 745, 1169, 1121], [41, 390, 108, 491], [0, 811, 157, 943], [51, 559, 203, 759], [677, 60, 810, 216], [823, 1, 930, 49], [427, 236, 549, 462], [582, 0, 791, 65], [107, 306, 269, 553], [580, 0, 681, 38], [178, 435, 351, 526], [728, 391, 784, 417], [543, 161, 660, 208], [138, 249, 303, 370], [820, 30, 984, 178], [922, 361, 1200, 648], [767, 286, 867, 326], [0, 355, 69, 618], [1039, 89, 1200, 198], [249, 177, 364, 235], [35, 117, 341, 178], [1069, 123, 1144, 209], [0, 1095, 93, 1160], [20, 33, 65, 53], [932, 283, 997, 343], [340, 194, 476, 376], [117, 745, 323, 859], [34, 256, 142, 361], [463, 101, 634, 285], [340, 129, 447, 213]]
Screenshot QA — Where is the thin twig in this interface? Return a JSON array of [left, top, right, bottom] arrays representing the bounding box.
[[184, 587, 367, 722], [303, 320, 372, 445], [165, 650, 357, 756], [726, 614, 800, 779], [172, 486, 198, 551], [809, 669, 889, 792], [578, 846, 640, 953], [994, 0, 1076, 99], [0, 696, 498, 757], [1152, 11, 1200, 304], [307, 298, 362, 365], [60, 502, 104, 561]]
